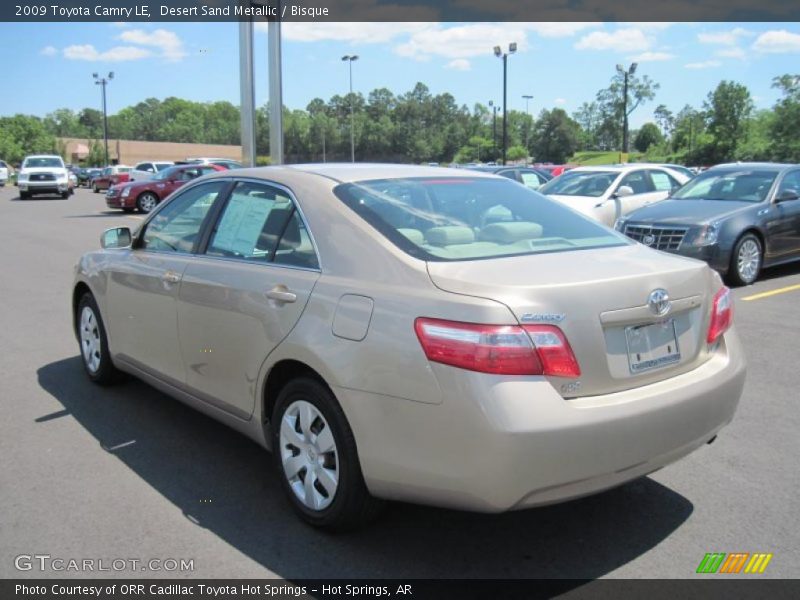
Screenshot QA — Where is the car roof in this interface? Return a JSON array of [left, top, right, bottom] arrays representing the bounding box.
[[203, 163, 499, 184], [710, 162, 796, 171], [24, 154, 63, 159]]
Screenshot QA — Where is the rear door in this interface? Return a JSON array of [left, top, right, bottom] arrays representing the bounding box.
[[176, 180, 320, 418], [768, 169, 800, 258], [105, 180, 229, 383]]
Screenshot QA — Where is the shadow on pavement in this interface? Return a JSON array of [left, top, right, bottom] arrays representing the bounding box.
[[37, 356, 694, 580]]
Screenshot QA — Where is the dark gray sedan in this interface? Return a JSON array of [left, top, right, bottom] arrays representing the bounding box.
[[616, 162, 800, 285]]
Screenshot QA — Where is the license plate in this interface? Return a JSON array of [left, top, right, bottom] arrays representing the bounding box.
[[625, 319, 680, 374]]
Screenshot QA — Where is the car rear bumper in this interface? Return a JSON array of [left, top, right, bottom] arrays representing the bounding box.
[[337, 329, 745, 512]]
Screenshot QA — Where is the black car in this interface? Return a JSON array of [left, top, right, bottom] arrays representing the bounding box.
[[78, 168, 102, 187], [616, 162, 800, 285], [465, 165, 552, 191]]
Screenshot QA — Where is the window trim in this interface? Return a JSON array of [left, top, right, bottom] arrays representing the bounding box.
[[194, 177, 323, 273]]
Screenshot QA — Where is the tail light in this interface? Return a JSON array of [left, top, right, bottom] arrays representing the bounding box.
[[414, 318, 580, 377], [707, 286, 733, 344]]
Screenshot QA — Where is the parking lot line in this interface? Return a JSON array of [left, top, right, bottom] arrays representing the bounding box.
[[741, 283, 800, 302]]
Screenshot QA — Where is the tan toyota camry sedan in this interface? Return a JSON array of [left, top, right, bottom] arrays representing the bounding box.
[[72, 164, 746, 530]]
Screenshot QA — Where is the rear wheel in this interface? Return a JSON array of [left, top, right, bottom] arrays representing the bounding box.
[[92, 183, 99, 193], [728, 233, 762, 286], [272, 377, 383, 531], [77, 293, 121, 385], [136, 192, 158, 214]]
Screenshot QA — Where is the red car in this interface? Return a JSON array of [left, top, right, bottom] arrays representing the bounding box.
[[106, 164, 224, 213], [91, 166, 133, 192]]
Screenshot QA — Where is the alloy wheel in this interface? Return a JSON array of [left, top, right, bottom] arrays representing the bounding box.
[[737, 238, 761, 284], [79, 306, 102, 373], [139, 193, 157, 213], [279, 400, 339, 511]]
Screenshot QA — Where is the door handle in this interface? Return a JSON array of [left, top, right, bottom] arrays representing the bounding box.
[[266, 285, 297, 304], [161, 270, 182, 284]]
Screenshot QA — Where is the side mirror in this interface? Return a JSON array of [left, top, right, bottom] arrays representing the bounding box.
[[101, 227, 132, 249], [776, 189, 799, 203], [614, 185, 634, 198]]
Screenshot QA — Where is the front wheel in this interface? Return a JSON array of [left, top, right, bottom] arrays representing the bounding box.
[[272, 377, 383, 531], [61, 191, 69, 199], [136, 192, 158, 213], [728, 233, 762, 286], [19, 191, 29, 200], [77, 293, 121, 385]]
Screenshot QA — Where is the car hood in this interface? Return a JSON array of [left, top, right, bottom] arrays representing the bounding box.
[[545, 194, 601, 215], [625, 199, 755, 224], [427, 243, 719, 398]]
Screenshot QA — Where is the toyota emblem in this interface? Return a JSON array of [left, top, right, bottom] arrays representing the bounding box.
[[648, 289, 671, 316]]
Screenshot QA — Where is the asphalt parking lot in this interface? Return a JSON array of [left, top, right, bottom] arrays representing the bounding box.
[[0, 184, 798, 581]]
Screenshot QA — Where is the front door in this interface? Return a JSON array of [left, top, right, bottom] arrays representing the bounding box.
[[106, 180, 228, 384], [176, 180, 321, 418]]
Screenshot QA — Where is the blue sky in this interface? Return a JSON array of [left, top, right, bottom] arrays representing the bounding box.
[[2, 22, 800, 128]]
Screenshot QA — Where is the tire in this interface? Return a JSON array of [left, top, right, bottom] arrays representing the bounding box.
[[727, 233, 762, 286], [92, 183, 99, 193], [272, 377, 383, 531], [76, 293, 122, 385], [19, 191, 29, 200], [136, 192, 159, 214], [61, 191, 69, 199]]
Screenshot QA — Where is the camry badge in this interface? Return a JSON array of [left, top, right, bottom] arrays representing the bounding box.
[[520, 313, 566, 323], [647, 289, 671, 316]]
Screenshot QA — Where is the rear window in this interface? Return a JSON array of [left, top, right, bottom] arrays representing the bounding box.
[[334, 177, 626, 262]]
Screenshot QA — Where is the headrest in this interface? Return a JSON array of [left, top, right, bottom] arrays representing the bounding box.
[[397, 228, 424, 245], [480, 222, 543, 243], [425, 226, 476, 246]]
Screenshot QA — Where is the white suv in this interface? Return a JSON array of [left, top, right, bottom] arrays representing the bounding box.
[[0, 160, 9, 186], [17, 155, 70, 199]]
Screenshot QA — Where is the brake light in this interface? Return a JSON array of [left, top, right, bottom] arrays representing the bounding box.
[[707, 286, 733, 344], [414, 318, 580, 377]]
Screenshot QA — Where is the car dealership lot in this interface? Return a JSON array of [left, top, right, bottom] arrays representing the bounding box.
[[0, 185, 798, 580]]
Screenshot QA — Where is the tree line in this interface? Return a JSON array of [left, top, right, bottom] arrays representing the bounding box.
[[1, 74, 799, 166]]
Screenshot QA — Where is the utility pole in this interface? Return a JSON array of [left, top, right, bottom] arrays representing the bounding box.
[[92, 72, 114, 166], [616, 63, 638, 155], [522, 94, 533, 163], [488, 100, 497, 160], [494, 43, 517, 165], [342, 55, 359, 162]]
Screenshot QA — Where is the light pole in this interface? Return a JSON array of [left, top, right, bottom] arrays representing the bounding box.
[[522, 94, 533, 163], [93, 71, 114, 166], [616, 62, 637, 154], [494, 43, 517, 165], [341, 54, 359, 163], [488, 100, 498, 160]]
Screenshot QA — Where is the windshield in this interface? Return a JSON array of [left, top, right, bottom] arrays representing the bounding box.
[[671, 169, 778, 202], [334, 177, 626, 262], [539, 170, 617, 198], [23, 157, 63, 169], [155, 163, 173, 171]]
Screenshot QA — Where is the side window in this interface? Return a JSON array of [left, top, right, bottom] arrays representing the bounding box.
[[206, 181, 319, 269], [497, 170, 517, 181], [200, 167, 218, 176], [618, 170, 654, 195], [141, 181, 227, 254], [520, 170, 544, 190], [778, 171, 800, 195], [649, 170, 678, 192]]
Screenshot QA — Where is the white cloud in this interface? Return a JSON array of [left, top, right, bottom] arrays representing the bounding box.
[[715, 47, 746, 59], [630, 51, 674, 62], [395, 23, 530, 61], [698, 27, 753, 45], [278, 22, 429, 44], [684, 60, 721, 69], [445, 58, 471, 71], [575, 28, 652, 53], [63, 44, 152, 62], [752, 30, 800, 54], [117, 28, 186, 61], [555, 98, 567, 105], [40, 46, 57, 56]]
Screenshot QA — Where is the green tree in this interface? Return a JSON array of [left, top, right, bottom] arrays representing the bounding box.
[[770, 74, 800, 162], [634, 122, 664, 152], [594, 70, 660, 150], [704, 80, 753, 163], [531, 109, 582, 163]]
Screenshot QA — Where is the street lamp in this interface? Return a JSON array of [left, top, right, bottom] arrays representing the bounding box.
[[616, 62, 637, 155], [493, 42, 517, 165], [522, 94, 533, 163], [341, 54, 359, 163], [93, 71, 114, 166], [488, 100, 498, 160]]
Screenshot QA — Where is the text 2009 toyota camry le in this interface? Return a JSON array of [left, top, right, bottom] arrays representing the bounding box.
[[72, 164, 746, 530]]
